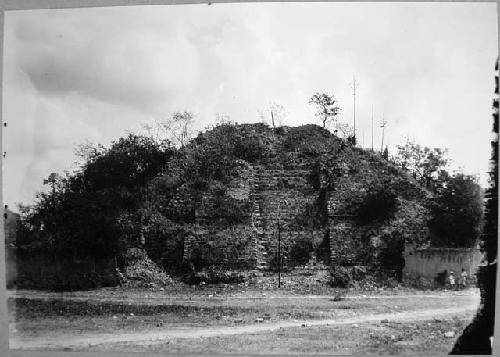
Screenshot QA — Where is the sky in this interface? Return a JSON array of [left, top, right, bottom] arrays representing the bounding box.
[[2, 2, 498, 209]]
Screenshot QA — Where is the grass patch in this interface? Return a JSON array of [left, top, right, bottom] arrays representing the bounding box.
[[10, 297, 253, 317]]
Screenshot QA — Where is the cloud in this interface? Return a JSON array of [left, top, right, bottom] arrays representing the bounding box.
[[9, 7, 201, 115], [3, 2, 498, 207]]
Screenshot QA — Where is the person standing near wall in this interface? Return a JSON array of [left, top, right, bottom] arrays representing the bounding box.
[[460, 268, 468, 289], [448, 271, 456, 290]]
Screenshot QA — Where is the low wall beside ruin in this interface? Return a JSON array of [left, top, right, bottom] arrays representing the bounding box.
[[10, 254, 118, 290], [403, 245, 483, 285]]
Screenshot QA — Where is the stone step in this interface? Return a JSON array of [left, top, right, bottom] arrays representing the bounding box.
[[251, 177, 309, 182], [252, 169, 310, 173]]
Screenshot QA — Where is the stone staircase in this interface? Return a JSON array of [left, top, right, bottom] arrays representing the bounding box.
[[249, 167, 268, 271], [248, 165, 317, 271]]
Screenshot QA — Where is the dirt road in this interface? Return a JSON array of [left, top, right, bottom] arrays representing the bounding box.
[[10, 293, 479, 350]]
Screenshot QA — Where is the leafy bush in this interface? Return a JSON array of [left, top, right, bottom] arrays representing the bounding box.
[[315, 230, 331, 264], [289, 240, 313, 266], [378, 234, 405, 273], [179, 123, 276, 186], [17, 134, 175, 261], [191, 266, 247, 284], [308, 161, 322, 190], [281, 124, 340, 156], [234, 126, 276, 162], [269, 250, 290, 273], [355, 184, 398, 225], [428, 172, 483, 248], [210, 185, 251, 224], [121, 248, 175, 288]]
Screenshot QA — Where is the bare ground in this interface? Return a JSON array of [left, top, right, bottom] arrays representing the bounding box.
[[11, 304, 477, 350], [8, 287, 480, 353]]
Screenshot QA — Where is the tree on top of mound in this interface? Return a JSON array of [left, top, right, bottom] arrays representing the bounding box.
[[309, 92, 341, 129]]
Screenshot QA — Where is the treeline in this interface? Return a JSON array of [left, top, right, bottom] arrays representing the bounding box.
[[16, 134, 175, 259], [392, 140, 484, 248]]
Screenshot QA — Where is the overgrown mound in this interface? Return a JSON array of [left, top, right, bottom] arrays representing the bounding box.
[[279, 124, 340, 156], [14, 122, 447, 290]]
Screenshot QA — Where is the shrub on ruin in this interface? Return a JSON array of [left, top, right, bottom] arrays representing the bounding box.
[[308, 161, 322, 190], [289, 240, 313, 266], [269, 250, 291, 273], [355, 183, 398, 225], [378, 234, 405, 273], [327, 266, 352, 288], [121, 248, 175, 288], [192, 266, 247, 284], [281, 124, 340, 156], [315, 230, 331, 264], [211, 190, 251, 224], [233, 125, 276, 162], [180, 123, 277, 186], [16, 134, 175, 263]]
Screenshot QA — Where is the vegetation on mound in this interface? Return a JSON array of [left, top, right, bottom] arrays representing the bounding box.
[[11, 120, 484, 290], [120, 248, 175, 288]]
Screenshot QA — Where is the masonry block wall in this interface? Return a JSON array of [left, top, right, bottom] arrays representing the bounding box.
[[182, 224, 257, 269], [249, 165, 320, 269], [13, 255, 118, 290], [172, 160, 323, 271], [153, 145, 432, 274], [325, 150, 431, 269], [403, 245, 484, 283]]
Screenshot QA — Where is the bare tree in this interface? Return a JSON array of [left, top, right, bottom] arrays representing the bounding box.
[[333, 122, 354, 139], [170, 111, 194, 147], [258, 102, 287, 129], [141, 122, 163, 143], [215, 113, 232, 125], [143, 111, 195, 148]]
